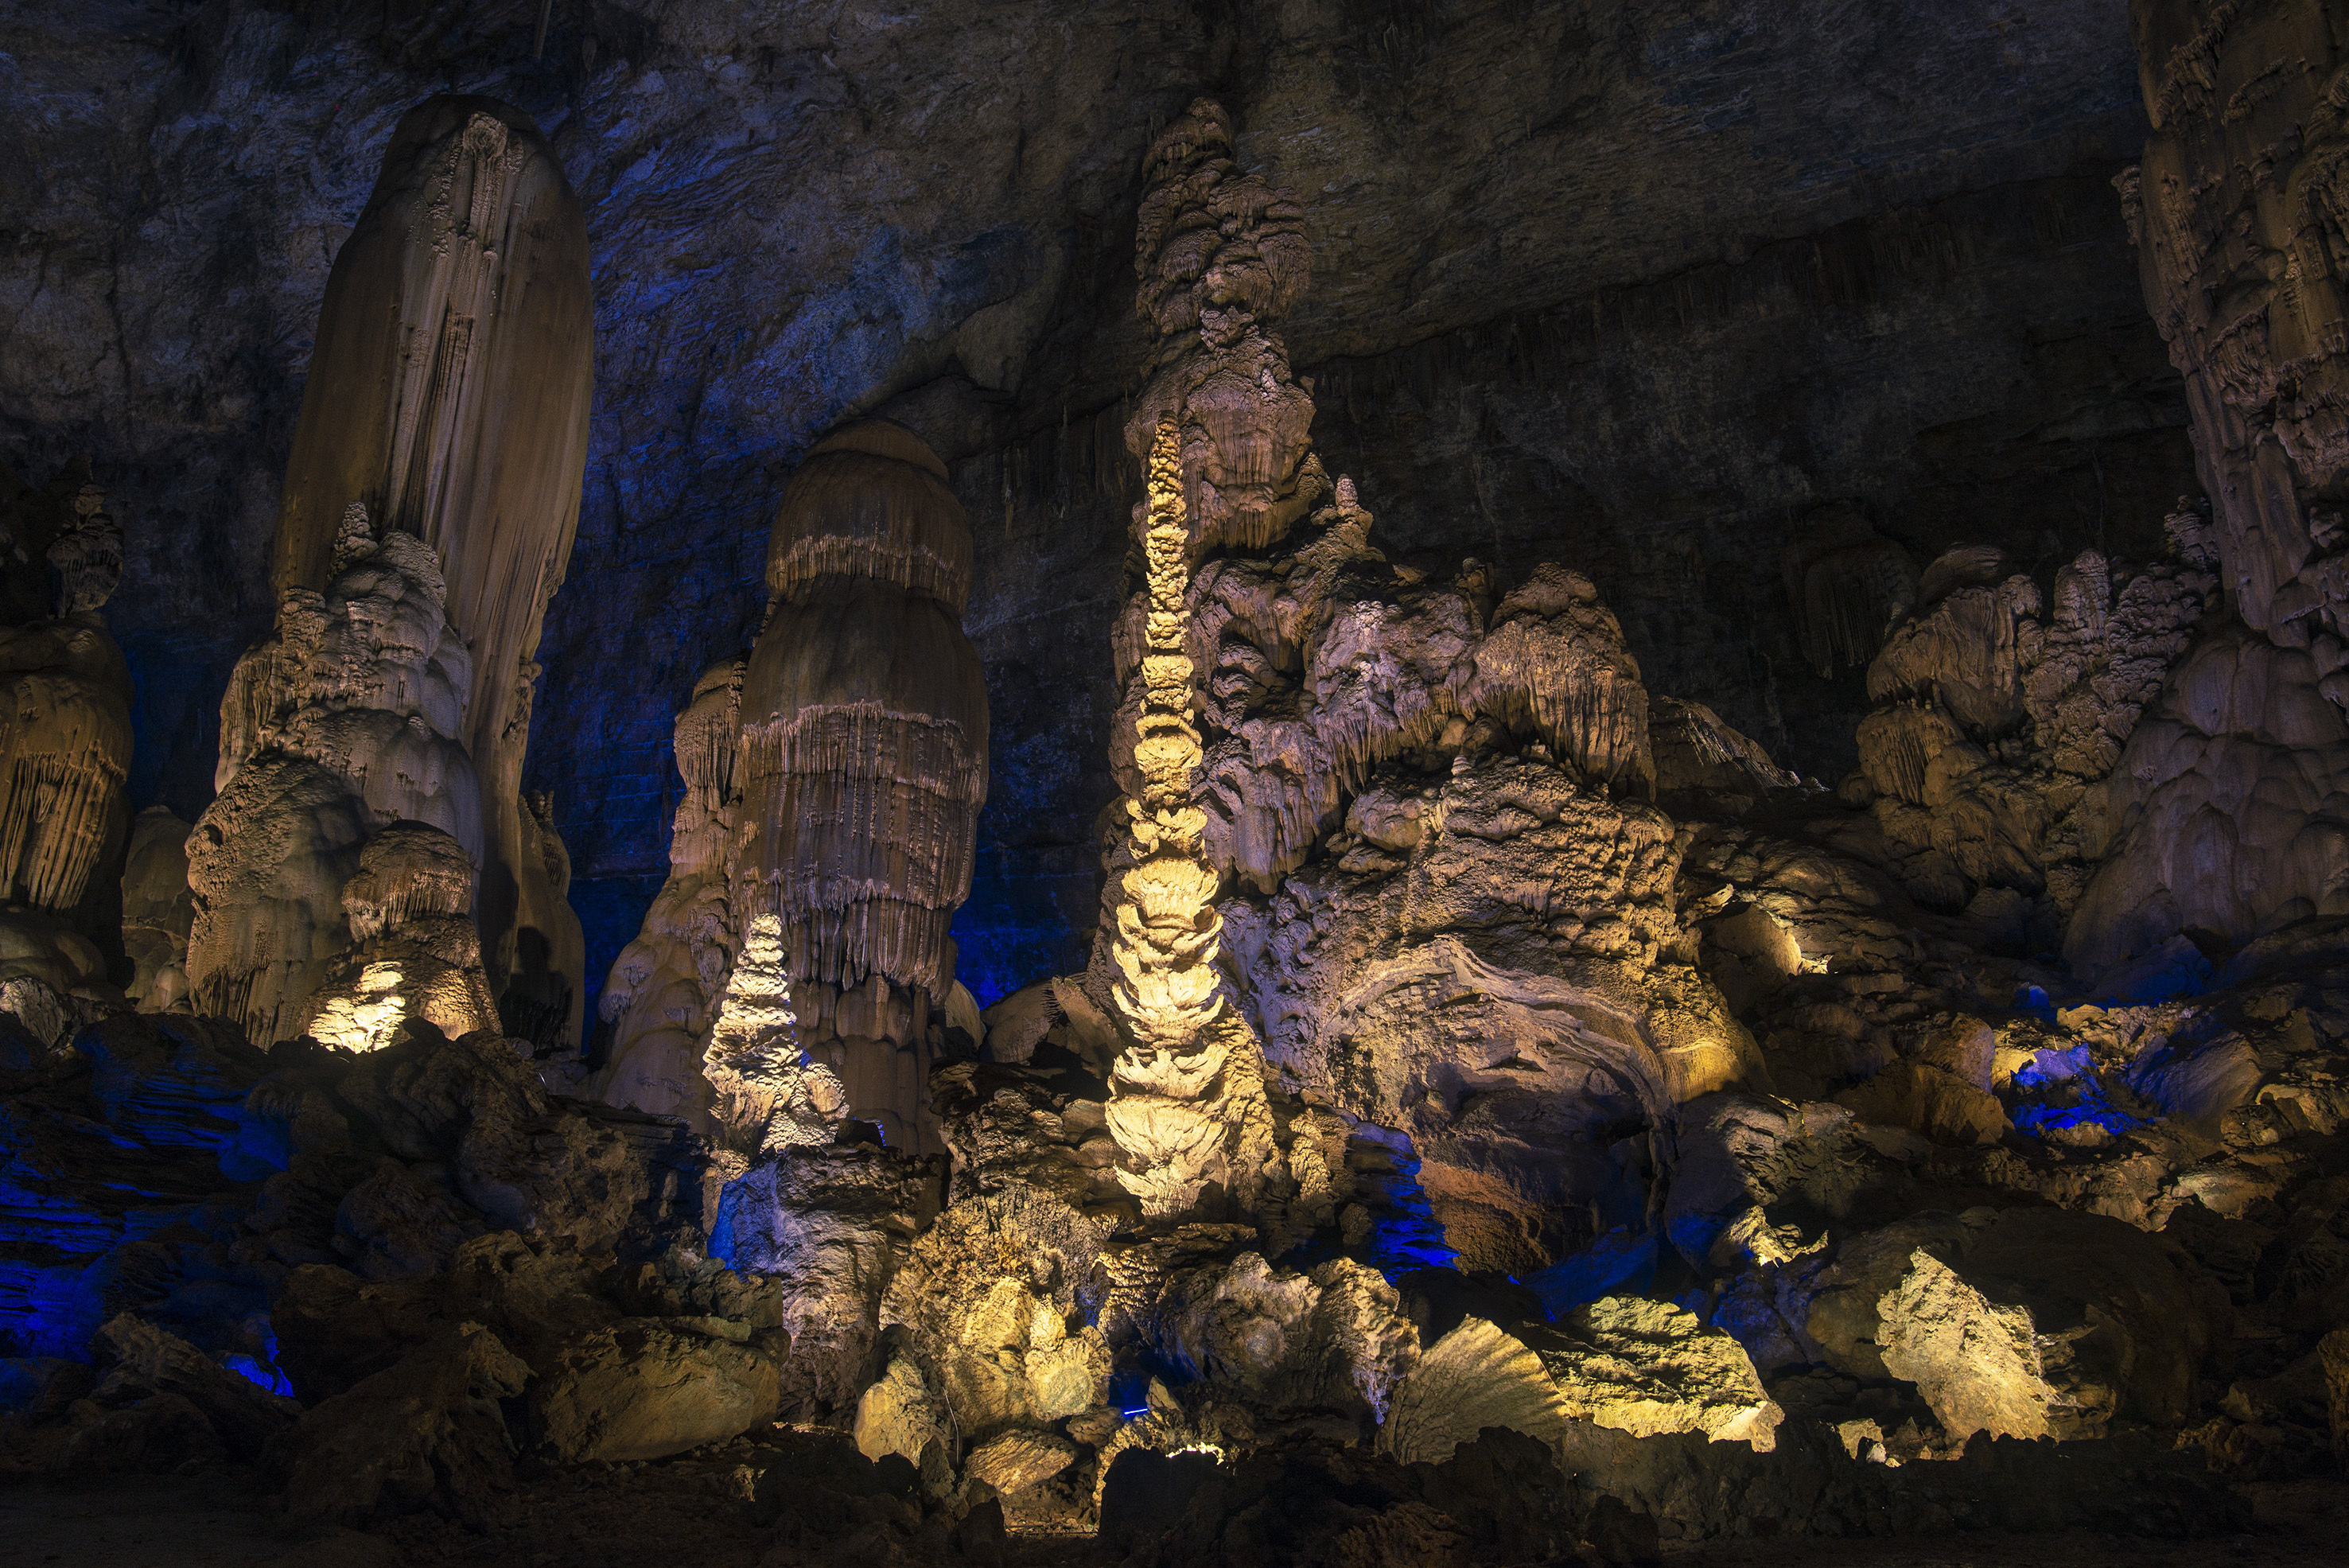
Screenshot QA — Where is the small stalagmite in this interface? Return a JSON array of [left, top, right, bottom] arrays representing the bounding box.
[[290, 819, 500, 1052], [735, 422, 987, 1154], [589, 659, 742, 1126], [266, 94, 593, 1050]]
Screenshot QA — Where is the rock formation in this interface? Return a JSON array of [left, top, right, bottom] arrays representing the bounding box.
[[1849, 543, 2212, 935], [25, 23, 2349, 1565], [0, 463, 132, 1016], [735, 421, 989, 1154], [237, 95, 593, 1049], [589, 660, 741, 1126], [1098, 415, 1279, 1221], [2081, 5, 2349, 973], [593, 420, 988, 1156], [186, 517, 473, 1045]]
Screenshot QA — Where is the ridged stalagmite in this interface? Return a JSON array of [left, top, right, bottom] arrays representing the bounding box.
[[2073, 5, 2349, 971], [736, 421, 987, 1154], [0, 463, 132, 1005], [265, 94, 592, 1048]]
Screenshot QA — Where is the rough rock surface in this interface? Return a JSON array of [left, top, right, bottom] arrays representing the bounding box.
[[1, 1, 2188, 1004]]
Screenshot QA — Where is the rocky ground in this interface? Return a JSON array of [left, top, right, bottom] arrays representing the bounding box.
[[6, 1466, 2344, 1568]]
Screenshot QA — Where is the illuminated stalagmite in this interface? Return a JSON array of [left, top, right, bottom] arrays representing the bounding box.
[[598, 422, 986, 1154], [186, 96, 591, 1045], [589, 660, 741, 1126], [273, 95, 588, 1042], [1101, 418, 1279, 1219], [0, 464, 131, 1011], [2079, 6, 2349, 971], [736, 422, 987, 1153]]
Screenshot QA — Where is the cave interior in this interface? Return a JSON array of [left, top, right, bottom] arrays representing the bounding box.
[[5, 2, 2349, 1564]]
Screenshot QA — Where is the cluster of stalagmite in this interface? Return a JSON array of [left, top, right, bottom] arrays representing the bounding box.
[[0, 465, 132, 1012], [183, 95, 591, 1050], [2081, 2, 2349, 975]]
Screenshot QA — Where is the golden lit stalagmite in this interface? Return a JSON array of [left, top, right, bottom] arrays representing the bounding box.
[[186, 96, 591, 1049], [1101, 416, 1278, 1220]]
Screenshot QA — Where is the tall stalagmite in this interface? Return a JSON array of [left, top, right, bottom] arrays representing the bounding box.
[[186, 95, 591, 1045], [2075, 5, 2349, 973], [735, 420, 988, 1155], [1101, 418, 1278, 1219], [0, 463, 132, 1010]]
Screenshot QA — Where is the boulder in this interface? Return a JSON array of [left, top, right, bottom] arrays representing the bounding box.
[[1812, 1207, 2219, 1442], [964, 1426, 1078, 1492], [529, 1320, 781, 1462], [274, 1321, 531, 1528], [1530, 1297, 1782, 1451]]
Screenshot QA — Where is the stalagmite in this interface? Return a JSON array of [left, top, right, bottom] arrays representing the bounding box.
[[289, 819, 500, 1052], [187, 516, 477, 1044], [1100, 417, 1278, 1220], [2078, 7, 2349, 971], [260, 94, 593, 1048], [589, 660, 742, 1126], [0, 465, 133, 996], [734, 421, 988, 1156]]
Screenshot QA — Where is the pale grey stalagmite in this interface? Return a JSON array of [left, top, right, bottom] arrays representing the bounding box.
[[589, 659, 742, 1128], [2075, 6, 2349, 973], [265, 95, 592, 1049], [735, 421, 988, 1156], [120, 806, 196, 1011], [0, 462, 132, 1014]]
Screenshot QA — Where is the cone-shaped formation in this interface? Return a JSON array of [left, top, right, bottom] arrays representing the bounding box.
[[266, 95, 591, 1049], [702, 912, 846, 1159]]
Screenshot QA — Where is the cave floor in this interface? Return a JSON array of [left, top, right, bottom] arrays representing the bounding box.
[[4, 1472, 2345, 1566]]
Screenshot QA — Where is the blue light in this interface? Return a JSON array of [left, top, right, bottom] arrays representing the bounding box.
[[221, 1352, 294, 1396]]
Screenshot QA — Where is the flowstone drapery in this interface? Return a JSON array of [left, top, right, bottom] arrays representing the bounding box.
[[184, 95, 591, 1049], [593, 421, 987, 1158], [0, 463, 131, 1022]]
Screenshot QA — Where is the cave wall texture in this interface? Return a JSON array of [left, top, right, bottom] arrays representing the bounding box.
[[0, 0, 2196, 1016]]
